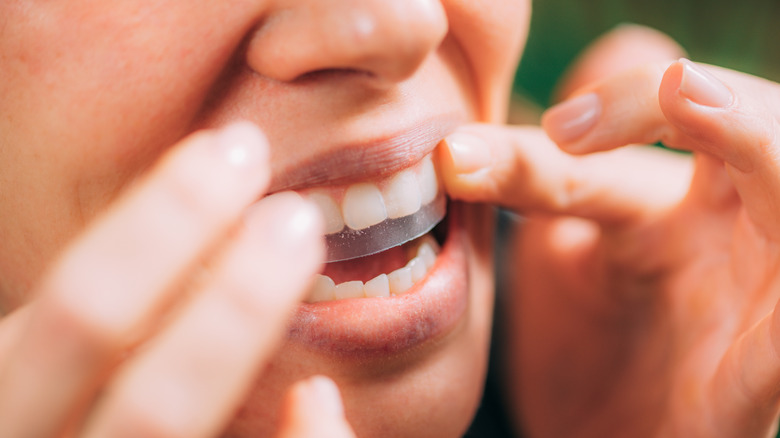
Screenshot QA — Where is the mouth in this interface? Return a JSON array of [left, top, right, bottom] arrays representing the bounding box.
[[289, 149, 469, 357]]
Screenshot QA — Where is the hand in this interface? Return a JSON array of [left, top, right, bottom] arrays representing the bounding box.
[[0, 122, 355, 437], [439, 28, 780, 438]]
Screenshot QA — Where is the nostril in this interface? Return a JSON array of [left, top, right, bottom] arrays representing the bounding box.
[[294, 68, 376, 84]]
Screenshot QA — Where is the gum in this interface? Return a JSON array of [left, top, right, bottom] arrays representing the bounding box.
[[325, 192, 445, 262]]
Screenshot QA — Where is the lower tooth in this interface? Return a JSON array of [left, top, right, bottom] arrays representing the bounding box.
[[388, 267, 413, 295], [334, 281, 365, 300], [307, 275, 336, 303], [364, 274, 390, 298], [407, 257, 427, 282]]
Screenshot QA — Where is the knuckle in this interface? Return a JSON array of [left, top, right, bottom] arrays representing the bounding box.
[[40, 266, 127, 358]]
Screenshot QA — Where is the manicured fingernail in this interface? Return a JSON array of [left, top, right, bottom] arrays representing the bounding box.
[[308, 376, 345, 417], [678, 59, 733, 107], [542, 92, 601, 144], [214, 121, 269, 169], [444, 132, 492, 175]]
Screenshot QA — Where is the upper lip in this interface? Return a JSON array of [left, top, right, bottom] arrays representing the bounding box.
[[267, 112, 463, 193]]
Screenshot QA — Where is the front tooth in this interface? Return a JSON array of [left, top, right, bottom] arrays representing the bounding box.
[[307, 274, 336, 303], [364, 274, 390, 298], [388, 267, 413, 295], [334, 280, 365, 299], [383, 170, 422, 219], [417, 156, 438, 205], [307, 192, 345, 234], [407, 257, 427, 282], [342, 183, 387, 230]]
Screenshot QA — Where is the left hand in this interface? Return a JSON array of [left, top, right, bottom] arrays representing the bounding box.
[[439, 27, 780, 437]]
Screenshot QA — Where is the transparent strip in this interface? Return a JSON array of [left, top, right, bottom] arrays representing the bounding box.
[[325, 193, 446, 262]]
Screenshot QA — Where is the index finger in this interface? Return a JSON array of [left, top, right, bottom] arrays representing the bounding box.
[[0, 122, 271, 437]]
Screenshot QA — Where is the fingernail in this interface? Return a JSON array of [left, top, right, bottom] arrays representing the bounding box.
[[444, 132, 492, 175], [307, 375, 345, 417], [214, 121, 269, 170], [542, 93, 601, 144], [678, 59, 733, 107]]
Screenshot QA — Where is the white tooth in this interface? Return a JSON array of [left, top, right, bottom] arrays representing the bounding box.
[[342, 183, 388, 230], [383, 170, 422, 219], [417, 156, 438, 205], [417, 241, 438, 270], [307, 274, 336, 303], [307, 192, 345, 234], [364, 274, 390, 298], [388, 267, 413, 295], [407, 257, 427, 282], [334, 280, 365, 299]]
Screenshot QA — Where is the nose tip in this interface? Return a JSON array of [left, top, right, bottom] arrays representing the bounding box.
[[246, 0, 448, 86]]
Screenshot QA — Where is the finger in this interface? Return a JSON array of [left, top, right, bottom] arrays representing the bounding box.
[[82, 192, 324, 438], [544, 59, 780, 239], [276, 376, 356, 438], [707, 309, 780, 437], [438, 124, 693, 225], [555, 24, 686, 101], [0, 122, 271, 437]]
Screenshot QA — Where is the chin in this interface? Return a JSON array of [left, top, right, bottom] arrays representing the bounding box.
[[222, 202, 496, 438]]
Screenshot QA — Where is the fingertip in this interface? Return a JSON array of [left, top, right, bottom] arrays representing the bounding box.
[[278, 376, 355, 438], [541, 92, 601, 150]]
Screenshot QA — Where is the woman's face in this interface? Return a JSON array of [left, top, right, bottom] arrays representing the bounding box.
[[0, 0, 529, 436]]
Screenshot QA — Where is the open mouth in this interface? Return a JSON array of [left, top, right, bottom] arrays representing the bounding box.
[[290, 151, 468, 356], [301, 153, 447, 302]]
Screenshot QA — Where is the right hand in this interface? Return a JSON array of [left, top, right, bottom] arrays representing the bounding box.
[[0, 122, 355, 438]]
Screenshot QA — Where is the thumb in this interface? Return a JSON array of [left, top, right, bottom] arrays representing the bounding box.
[[438, 124, 693, 226], [276, 376, 356, 438]]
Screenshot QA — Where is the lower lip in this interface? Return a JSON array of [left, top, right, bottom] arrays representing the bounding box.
[[287, 203, 469, 357]]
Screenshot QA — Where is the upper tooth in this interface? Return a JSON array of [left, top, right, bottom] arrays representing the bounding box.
[[342, 183, 388, 230], [417, 156, 438, 205], [383, 170, 422, 219], [308, 191, 345, 234]]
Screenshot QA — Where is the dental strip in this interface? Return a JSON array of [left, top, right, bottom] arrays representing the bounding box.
[[305, 155, 439, 234]]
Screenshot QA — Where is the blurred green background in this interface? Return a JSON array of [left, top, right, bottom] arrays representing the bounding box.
[[508, 1, 780, 436], [513, 0, 780, 107]]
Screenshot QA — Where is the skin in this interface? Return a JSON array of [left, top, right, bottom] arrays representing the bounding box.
[[439, 25, 780, 438], [4, 1, 780, 437], [0, 0, 527, 437]]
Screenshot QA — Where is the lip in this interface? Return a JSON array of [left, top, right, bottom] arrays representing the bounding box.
[[287, 202, 468, 357], [267, 113, 464, 193]]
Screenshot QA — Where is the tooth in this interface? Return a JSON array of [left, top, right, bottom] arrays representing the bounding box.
[[364, 274, 390, 298], [383, 170, 422, 219], [417, 242, 437, 270], [307, 274, 336, 303], [417, 156, 438, 205], [342, 183, 388, 230], [307, 192, 345, 234], [334, 280, 365, 299], [388, 267, 413, 295], [407, 257, 427, 282]]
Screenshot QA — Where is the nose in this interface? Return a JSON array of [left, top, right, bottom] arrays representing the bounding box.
[[246, 0, 448, 86]]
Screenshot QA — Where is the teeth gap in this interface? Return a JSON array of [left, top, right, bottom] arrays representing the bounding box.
[[305, 233, 442, 303]]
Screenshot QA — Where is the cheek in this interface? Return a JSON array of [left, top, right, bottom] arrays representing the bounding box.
[[446, 0, 531, 122], [0, 1, 268, 302]]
